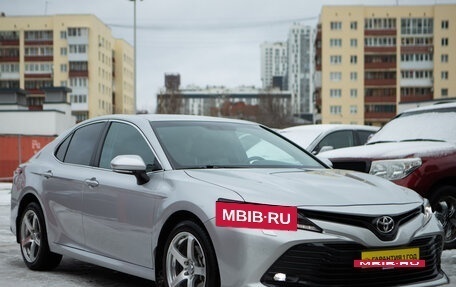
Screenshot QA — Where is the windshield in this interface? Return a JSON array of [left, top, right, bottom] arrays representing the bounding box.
[[368, 110, 456, 144], [151, 121, 323, 169]]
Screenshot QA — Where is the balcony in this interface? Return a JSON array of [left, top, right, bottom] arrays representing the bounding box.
[[401, 46, 433, 54], [400, 94, 433, 103], [69, 70, 89, 77], [0, 39, 19, 46], [24, 73, 52, 79], [365, 95, 396, 103], [365, 46, 396, 54], [0, 56, 19, 62], [365, 111, 396, 120], [364, 29, 397, 36], [24, 40, 53, 46], [364, 62, 396, 70], [25, 56, 54, 62], [365, 79, 396, 86]]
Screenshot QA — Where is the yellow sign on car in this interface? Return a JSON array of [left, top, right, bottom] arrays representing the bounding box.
[[362, 247, 419, 260]]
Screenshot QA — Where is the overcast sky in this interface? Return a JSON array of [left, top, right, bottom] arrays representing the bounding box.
[[2, 0, 455, 112]]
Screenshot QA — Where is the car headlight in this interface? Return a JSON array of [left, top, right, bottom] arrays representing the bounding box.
[[422, 198, 433, 226], [369, 158, 422, 180], [297, 212, 323, 233]]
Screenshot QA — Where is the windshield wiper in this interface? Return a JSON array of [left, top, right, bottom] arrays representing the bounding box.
[[400, 139, 446, 143], [183, 165, 248, 170], [366, 140, 396, 145]]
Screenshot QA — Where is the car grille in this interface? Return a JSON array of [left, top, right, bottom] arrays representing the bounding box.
[[331, 161, 369, 173], [300, 207, 421, 241], [261, 236, 444, 287]]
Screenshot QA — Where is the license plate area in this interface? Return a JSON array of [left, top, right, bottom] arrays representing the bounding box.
[[361, 247, 420, 260]]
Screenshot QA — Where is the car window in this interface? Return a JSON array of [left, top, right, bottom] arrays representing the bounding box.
[[357, 130, 376, 144], [54, 134, 72, 162], [99, 122, 157, 172], [151, 121, 323, 169], [316, 130, 354, 152], [63, 122, 105, 165]]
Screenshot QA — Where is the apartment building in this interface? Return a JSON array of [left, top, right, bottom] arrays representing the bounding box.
[[315, 4, 456, 125], [260, 41, 288, 90], [0, 14, 134, 122], [288, 24, 315, 118]]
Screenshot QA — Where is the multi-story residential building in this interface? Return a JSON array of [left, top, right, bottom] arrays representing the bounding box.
[[315, 4, 456, 126], [287, 24, 315, 119], [260, 42, 288, 90], [0, 14, 134, 122]]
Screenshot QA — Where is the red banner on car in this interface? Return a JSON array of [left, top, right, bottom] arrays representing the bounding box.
[[354, 260, 426, 268], [216, 201, 297, 231]]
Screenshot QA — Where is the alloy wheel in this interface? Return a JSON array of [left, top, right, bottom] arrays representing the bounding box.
[[165, 231, 207, 287]]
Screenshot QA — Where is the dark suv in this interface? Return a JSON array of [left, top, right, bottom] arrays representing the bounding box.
[[320, 102, 456, 248]]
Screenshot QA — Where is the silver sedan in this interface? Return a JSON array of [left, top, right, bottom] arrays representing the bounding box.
[[10, 115, 448, 287]]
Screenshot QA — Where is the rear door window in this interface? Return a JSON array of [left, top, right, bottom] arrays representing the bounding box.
[[63, 122, 105, 165]]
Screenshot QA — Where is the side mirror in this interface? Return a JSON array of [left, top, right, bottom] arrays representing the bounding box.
[[316, 156, 333, 168], [111, 155, 150, 185], [318, 146, 334, 154]]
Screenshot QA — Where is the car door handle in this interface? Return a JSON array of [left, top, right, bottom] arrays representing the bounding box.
[[84, 178, 99, 188], [42, 170, 53, 179]]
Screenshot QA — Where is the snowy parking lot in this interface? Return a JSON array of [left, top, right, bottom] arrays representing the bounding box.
[[0, 183, 454, 286]]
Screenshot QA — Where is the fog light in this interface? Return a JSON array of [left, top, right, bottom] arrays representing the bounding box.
[[273, 273, 286, 282]]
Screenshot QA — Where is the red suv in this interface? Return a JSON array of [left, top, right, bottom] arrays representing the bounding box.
[[320, 102, 456, 248]]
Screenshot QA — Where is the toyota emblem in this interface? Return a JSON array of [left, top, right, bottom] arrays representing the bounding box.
[[376, 216, 395, 233]]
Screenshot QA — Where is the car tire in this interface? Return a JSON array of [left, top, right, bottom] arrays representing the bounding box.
[[429, 185, 456, 250], [162, 220, 220, 287], [19, 202, 62, 270]]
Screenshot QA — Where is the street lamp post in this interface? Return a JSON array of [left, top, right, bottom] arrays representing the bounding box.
[[129, 0, 142, 114]]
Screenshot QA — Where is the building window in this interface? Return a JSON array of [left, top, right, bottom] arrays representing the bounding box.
[[442, 20, 449, 29], [330, 38, 342, 47], [350, 105, 358, 114], [330, 55, 342, 64], [442, 71, 449, 80], [60, 31, 67, 39], [441, 54, 449, 63], [60, 64, 67, 72], [441, 88, 448, 97], [60, 81, 67, 87], [330, 72, 342, 82], [330, 105, 342, 115], [60, 47, 67, 56], [401, 18, 433, 35], [350, 89, 358, 98], [442, 38, 449, 46], [350, 21, 357, 30], [330, 21, 342, 30], [350, 72, 358, 81], [350, 55, 357, 64], [330, 89, 342, 98], [365, 18, 396, 30], [350, 38, 357, 47]]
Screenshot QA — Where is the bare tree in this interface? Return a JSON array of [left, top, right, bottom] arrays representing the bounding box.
[[256, 91, 293, 129], [156, 90, 183, 114]]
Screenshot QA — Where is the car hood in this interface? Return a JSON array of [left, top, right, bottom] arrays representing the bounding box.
[[185, 168, 422, 207], [319, 141, 456, 160]]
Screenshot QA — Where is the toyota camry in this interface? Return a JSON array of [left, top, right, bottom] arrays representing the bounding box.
[[10, 115, 448, 286]]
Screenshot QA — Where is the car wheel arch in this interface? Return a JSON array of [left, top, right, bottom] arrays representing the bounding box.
[[154, 210, 219, 285]]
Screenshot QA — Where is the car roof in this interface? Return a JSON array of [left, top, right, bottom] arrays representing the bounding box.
[[80, 114, 257, 125], [402, 102, 456, 115], [281, 124, 379, 133]]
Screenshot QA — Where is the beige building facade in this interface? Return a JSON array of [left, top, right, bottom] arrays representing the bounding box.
[[315, 4, 456, 126], [0, 14, 134, 122]]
